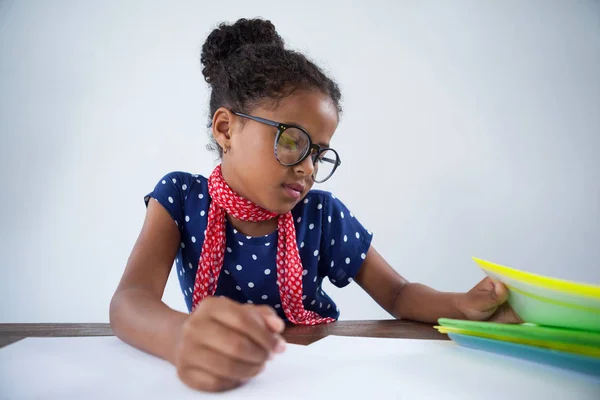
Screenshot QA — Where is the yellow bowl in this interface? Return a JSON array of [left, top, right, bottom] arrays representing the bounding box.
[[473, 257, 600, 332]]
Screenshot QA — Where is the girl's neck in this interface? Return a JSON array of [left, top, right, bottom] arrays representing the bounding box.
[[220, 163, 278, 237], [226, 214, 278, 237]]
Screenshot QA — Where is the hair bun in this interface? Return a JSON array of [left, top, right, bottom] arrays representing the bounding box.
[[201, 18, 284, 83]]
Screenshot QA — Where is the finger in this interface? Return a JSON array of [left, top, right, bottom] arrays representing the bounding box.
[[511, 306, 524, 323], [468, 278, 508, 313], [178, 367, 241, 393], [240, 305, 286, 356], [197, 297, 281, 354], [251, 305, 285, 334], [210, 301, 284, 355], [491, 280, 509, 303], [476, 276, 496, 291], [193, 345, 266, 381], [478, 276, 509, 303], [200, 319, 269, 364], [490, 303, 523, 324]]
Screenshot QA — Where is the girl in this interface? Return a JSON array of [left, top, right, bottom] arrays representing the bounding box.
[[109, 18, 519, 393]]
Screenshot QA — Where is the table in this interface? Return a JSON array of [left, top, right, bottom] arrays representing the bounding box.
[[0, 320, 447, 348], [3, 322, 598, 400]]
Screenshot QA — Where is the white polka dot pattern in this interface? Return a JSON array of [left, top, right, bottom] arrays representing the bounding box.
[[191, 165, 335, 326]]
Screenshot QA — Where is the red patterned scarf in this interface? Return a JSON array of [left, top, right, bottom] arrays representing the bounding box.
[[192, 165, 335, 325]]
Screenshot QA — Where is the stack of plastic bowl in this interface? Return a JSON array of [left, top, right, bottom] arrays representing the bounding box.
[[435, 258, 600, 377]]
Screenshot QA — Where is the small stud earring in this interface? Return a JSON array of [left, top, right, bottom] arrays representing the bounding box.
[[223, 145, 229, 154]]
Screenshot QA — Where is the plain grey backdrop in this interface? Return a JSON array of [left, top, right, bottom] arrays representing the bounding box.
[[1, 0, 599, 322]]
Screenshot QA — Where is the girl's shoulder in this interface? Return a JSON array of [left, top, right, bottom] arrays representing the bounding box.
[[144, 171, 210, 229], [292, 187, 373, 251], [292, 188, 358, 224], [145, 171, 208, 195]]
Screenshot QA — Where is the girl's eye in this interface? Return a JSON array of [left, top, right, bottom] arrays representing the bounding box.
[[279, 133, 298, 151]]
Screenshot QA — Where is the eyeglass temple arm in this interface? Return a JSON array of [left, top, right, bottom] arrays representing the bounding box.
[[207, 112, 281, 129], [233, 112, 280, 128]]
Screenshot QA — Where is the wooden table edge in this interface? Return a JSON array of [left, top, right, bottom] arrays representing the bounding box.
[[0, 320, 448, 349]]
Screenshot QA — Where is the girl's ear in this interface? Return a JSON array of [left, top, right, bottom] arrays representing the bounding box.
[[211, 107, 234, 151]]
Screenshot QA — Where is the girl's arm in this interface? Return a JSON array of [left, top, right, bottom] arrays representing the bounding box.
[[110, 201, 286, 394], [354, 247, 519, 323], [109, 200, 189, 363]]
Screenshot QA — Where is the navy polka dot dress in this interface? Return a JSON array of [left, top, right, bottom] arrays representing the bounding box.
[[145, 171, 373, 321]]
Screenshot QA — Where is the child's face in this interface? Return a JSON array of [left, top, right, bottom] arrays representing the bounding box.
[[220, 89, 339, 214]]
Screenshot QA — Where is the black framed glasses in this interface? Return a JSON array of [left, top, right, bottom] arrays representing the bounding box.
[[232, 111, 341, 183]]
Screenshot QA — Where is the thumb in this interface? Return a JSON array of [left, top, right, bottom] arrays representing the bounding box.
[[492, 279, 509, 302], [253, 305, 286, 334], [470, 277, 509, 312]]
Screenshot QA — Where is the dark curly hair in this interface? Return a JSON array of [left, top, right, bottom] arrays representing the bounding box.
[[200, 18, 342, 156]]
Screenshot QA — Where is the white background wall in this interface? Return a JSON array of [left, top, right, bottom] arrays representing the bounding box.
[[1, 0, 599, 323]]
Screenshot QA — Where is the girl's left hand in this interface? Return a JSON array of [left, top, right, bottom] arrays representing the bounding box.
[[456, 277, 523, 323]]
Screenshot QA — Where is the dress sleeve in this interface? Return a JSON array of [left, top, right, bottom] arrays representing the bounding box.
[[319, 193, 373, 288], [144, 171, 192, 231]]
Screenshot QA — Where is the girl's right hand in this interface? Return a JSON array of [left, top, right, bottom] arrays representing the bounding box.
[[171, 296, 287, 392]]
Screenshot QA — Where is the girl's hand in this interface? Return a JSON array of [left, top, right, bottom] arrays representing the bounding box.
[[456, 277, 523, 323], [171, 296, 286, 392]]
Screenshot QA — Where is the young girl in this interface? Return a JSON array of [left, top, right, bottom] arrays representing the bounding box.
[[110, 18, 519, 392]]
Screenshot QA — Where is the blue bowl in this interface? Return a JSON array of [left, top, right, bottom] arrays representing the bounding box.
[[448, 332, 600, 378]]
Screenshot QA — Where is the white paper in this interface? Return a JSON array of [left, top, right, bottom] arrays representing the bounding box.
[[308, 336, 600, 399], [0, 337, 313, 400], [1, 336, 599, 400]]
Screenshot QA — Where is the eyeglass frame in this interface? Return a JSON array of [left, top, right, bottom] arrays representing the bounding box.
[[226, 111, 342, 183]]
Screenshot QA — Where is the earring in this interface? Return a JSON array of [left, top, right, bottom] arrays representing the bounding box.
[[223, 145, 229, 154]]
